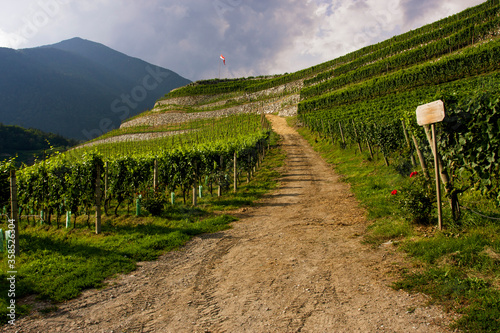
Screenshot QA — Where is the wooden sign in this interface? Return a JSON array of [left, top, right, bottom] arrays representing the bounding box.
[[415, 100, 445, 230], [416, 100, 445, 126]]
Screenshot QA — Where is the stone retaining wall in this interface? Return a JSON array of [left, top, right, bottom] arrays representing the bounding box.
[[121, 94, 299, 128], [127, 80, 303, 129], [155, 95, 217, 107], [155, 80, 304, 109], [76, 130, 193, 148]]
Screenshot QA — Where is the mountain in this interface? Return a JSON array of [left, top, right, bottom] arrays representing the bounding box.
[[0, 37, 191, 140]]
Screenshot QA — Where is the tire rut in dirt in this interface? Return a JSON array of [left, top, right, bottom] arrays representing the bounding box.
[[191, 235, 240, 332]]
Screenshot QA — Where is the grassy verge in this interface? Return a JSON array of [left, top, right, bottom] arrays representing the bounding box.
[[291, 117, 500, 332], [0, 132, 285, 325]]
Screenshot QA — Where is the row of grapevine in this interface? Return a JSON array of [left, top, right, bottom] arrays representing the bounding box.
[[0, 160, 14, 215], [299, 39, 500, 113], [166, 79, 262, 98], [0, 130, 271, 229], [299, 84, 500, 210], [437, 92, 500, 201], [295, 0, 500, 90], [305, 3, 500, 87], [300, 72, 500, 126], [0, 114, 273, 229], [302, 14, 500, 98], [69, 113, 268, 160], [343, 0, 500, 61], [165, 71, 305, 98], [303, 116, 406, 166]]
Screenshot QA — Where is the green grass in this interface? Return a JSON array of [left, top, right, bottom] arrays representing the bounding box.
[[393, 267, 500, 332], [292, 118, 500, 332], [0, 133, 286, 325], [401, 228, 500, 271]]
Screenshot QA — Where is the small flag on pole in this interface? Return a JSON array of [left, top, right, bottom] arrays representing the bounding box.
[[220, 54, 226, 65]]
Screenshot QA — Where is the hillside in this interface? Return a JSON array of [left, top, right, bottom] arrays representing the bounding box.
[[2, 1, 500, 332], [0, 38, 190, 140]]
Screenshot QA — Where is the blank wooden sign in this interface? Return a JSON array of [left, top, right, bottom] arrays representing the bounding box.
[[416, 100, 445, 126]]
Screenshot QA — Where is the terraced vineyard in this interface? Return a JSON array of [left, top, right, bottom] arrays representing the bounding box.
[[2, 1, 500, 331]]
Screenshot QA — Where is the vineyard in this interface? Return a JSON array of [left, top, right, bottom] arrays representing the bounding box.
[[296, 0, 500, 224], [2, 0, 500, 331], [0, 114, 272, 231]]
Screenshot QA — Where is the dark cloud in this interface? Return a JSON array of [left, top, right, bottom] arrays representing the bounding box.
[[108, 0, 320, 80]]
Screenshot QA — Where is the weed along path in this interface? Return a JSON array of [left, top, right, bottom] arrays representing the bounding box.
[[5, 115, 455, 333]]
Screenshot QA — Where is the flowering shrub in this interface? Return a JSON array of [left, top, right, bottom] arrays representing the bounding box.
[[397, 172, 435, 225]]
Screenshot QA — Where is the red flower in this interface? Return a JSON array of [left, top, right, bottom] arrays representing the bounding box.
[[410, 171, 418, 178], [391, 190, 398, 195]]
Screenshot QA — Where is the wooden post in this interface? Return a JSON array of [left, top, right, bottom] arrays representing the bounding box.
[[10, 170, 20, 256], [376, 122, 389, 166], [432, 124, 443, 230], [234, 152, 238, 193], [423, 125, 450, 186], [95, 164, 101, 235], [218, 156, 223, 197], [382, 154, 390, 167], [339, 122, 346, 147], [153, 159, 159, 191], [423, 125, 461, 222], [104, 161, 109, 203], [352, 120, 362, 154], [366, 138, 374, 160], [192, 183, 197, 206], [416, 100, 446, 230], [247, 154, 251, 183], [411, 135, 429, 179], [192, 162, 197, 206], [401, 120, 417, 167]]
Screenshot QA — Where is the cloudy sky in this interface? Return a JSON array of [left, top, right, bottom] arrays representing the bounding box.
[[0, 0, 485, 81]]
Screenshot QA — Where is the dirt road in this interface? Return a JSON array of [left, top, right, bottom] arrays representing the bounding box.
[[4, 115, 454, 332]]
